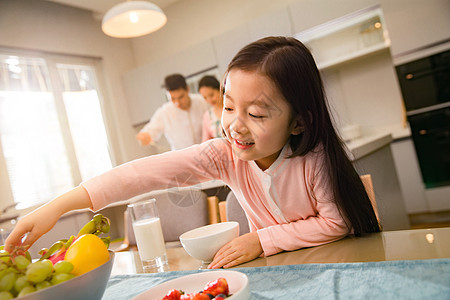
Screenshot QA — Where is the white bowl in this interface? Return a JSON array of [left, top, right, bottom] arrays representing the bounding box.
[[179, 222, 239, 263], [16, 251, 114, 300], [132, 270, 249, 300]]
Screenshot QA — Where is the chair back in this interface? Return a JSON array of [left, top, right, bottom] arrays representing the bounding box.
[[360, 174, 379, 222], [126, 189, 209, 245], [224, 191, 250, 235]]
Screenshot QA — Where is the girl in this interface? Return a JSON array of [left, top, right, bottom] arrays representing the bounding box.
[[198, 75, 223, 141], [5, 36, 380, 269]]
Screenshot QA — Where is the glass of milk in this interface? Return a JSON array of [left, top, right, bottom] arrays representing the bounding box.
[[127, 199, 169, 273]]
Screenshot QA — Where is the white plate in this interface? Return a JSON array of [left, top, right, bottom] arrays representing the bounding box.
[[132, 270, 250, 300]]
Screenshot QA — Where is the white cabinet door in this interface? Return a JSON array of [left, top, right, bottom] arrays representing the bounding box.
[[288, 0, 379, 34], [212, 24, 251, 76], [123, 62, 164, 126], [248, 8, 293, 41], [390, 138, 428, 213], [123, 40, 217, 126], [155, 39, 217, 80], [380, 0, 450, 58]]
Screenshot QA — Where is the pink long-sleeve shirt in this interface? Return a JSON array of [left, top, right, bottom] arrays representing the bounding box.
[[82, 138, 350, 256]]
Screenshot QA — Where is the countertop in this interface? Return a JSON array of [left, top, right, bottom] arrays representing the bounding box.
[[345, 132, 393, 161]]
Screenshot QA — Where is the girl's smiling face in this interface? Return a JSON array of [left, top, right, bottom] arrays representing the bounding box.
[[222, 69, 302, 170]]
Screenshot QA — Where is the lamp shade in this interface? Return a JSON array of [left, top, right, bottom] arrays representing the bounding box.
[[102, 1, 167, 38]]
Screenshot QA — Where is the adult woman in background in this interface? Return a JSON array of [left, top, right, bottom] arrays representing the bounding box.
[[198, 75, 223, 141]]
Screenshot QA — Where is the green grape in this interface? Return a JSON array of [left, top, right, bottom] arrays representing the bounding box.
[[0, 291, 13, 300], [17, 285, 36, 297], [0, 271, 16, 292], [53, 261, 74, 274], [25, 261, 52, 284], [0, 262, 7, 273], [14, 255, 31, 271], [0, 251, 10, 264], [40, 259, 54, 271], [35, 280, 51, 291], [13, 275, 30, 293], [50, 273, 75, 285]]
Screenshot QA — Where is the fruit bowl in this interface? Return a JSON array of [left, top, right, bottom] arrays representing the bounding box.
[[179, 222, 239, 265], [16, 250, 114, 300], [132, 270, 250, 300]]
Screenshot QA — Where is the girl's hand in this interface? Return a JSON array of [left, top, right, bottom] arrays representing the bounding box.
[[208, 231, 263, 269], [4, 205, 60, 251], [4, 186, 92, 251]]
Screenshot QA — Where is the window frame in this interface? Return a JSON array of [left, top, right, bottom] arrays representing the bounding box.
[[0, 47, 116, 210]]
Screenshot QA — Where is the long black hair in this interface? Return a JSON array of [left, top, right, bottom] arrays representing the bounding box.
[[224, 36, 380, 235]]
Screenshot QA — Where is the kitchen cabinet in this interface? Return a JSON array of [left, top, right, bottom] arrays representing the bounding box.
[[247, 7, 293, 42], [123, 40, 217, 126], [348, 133, 410, 230], [390, 138, 428, 213], [212, 24, 251, 77], [379, 0, 450, 61], [294, 5, 390, 71], [391, 138, 450, 213], [123, 62, 164, 126]]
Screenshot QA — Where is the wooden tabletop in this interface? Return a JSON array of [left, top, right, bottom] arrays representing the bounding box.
[[111, 227, 450, 275]]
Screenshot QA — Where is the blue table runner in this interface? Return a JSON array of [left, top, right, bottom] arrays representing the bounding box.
[[103, 258, 450, 299]]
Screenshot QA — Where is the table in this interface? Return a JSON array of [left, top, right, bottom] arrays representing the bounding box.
[[106, 227, 450, 299], [112, 227, 450, 275]]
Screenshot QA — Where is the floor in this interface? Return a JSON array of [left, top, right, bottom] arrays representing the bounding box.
[[409, 210, 450, 229]]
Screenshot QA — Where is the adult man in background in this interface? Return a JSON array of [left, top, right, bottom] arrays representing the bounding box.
[[136, 74, 209, 151]]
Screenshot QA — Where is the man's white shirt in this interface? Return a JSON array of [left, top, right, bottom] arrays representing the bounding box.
[[140, 94, 208, 151]]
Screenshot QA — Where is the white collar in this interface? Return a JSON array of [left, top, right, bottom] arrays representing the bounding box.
[[249, 142, 290, 176]]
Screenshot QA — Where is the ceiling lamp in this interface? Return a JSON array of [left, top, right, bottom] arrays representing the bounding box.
[[102, 1, 167, 38]]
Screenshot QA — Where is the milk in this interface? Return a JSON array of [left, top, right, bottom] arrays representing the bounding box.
[[132, 217, 166, 261]]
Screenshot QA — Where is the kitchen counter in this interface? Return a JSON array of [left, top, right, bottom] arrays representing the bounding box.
[[349, 132, 410, 231], [345, 132, 393, 161]]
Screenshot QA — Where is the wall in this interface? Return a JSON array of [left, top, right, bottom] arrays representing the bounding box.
[[1, 0, 448, 215], [131, 0, 379, 66], [125, 0, 449, 138], [0, 0, 158, 210], [130, 0, 299, 66], [124, 0, 404, 135], [0, 0, 154, 165]]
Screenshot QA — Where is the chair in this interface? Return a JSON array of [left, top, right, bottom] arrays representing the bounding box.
[[116, 189, 210, 251], [217, 174, 379, 236], [360, 174, 379, 222], [219, 192, 250, 236]]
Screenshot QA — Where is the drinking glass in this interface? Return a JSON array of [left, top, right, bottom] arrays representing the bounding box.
[[127, 199, 169, 273]]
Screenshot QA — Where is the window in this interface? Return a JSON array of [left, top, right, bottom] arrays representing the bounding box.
[[0, 50, 113, 209]]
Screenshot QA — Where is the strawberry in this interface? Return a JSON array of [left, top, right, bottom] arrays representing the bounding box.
[[162, 289, 183, 300], [203, 278, 229, 297], [180, 293, 210, 300]]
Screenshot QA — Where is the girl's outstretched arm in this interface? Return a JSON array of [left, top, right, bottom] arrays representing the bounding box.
[[208, 231, 263, 269], [4, 186, 92, 251]]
